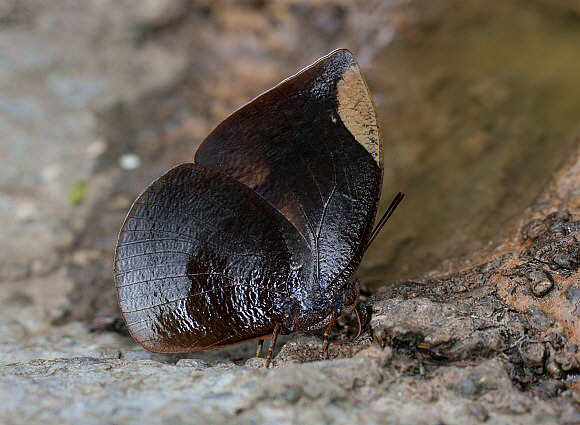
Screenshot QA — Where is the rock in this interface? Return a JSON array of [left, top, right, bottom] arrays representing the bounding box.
[[554, 351, 580, 372], [522, 212, 580, 273], [527, 306, 555, 331], [273, 334, 322, 366], [529, 270, 554, 297], [566, 285, 580, 307], [545, 357, 563, 378], [353, 344, 393, 367], [518, 341, 546, 367], [369, 294, 524, 361], [244, 357, 265, 369], [534, 379, 565, 398], [457, 377, 478, 397], [118, 153, 141, 171]]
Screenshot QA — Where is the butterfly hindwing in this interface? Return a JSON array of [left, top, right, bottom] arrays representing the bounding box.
[[115, 164, 312, 352]]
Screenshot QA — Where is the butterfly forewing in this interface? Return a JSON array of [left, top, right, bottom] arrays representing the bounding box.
[[195, 49, 383, 290]]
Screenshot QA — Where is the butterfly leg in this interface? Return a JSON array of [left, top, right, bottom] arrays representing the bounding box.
[[320, 310, 341, 360], [342, 279, 362, 339], [265, 323, 280, 368], [256, 339, 264, 357]]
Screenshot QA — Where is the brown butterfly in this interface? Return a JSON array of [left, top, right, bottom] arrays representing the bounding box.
[[114, 49, 403, 367]]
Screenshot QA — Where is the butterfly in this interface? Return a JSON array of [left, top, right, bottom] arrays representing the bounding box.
[[114, 49, 403, 367]]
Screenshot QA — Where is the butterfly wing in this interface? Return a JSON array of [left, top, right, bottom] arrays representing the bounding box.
[[195, 49, 383, 290], [115, 164, 312, 353]]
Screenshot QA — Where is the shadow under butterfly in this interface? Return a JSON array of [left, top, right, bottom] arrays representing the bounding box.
[[114, 49, 403, 367]]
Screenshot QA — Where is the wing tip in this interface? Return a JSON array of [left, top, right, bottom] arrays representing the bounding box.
[[331, 51, 382, 167]]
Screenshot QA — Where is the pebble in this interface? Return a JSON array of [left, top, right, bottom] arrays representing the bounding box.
[[457, 378, 477, 397], [545, 358, 562, 378], [119, 153, 141, 170], [529, 270, 553, 297], [527, 306, 555, 330], [565, 285, 580, 305], [244, 357, 266, 369], [175, 358, 209, 369], [518, 341, 545, 367], [354, 345, 393, 367], [554, 352, 580, 371]]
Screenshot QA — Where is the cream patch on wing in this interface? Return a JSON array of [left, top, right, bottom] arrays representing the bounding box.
[[336, 66, 381, 165]]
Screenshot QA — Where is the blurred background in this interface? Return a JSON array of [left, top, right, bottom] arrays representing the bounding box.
[[1, 0, 579, 324]]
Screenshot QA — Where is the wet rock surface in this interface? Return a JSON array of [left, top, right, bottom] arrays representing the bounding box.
[[1, 0, 580, 424]]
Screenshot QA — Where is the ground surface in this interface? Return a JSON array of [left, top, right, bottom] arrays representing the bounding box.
[[1, 1, 579, 424]]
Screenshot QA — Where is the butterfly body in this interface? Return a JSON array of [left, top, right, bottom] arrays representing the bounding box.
[[115, 49, 384, 357]]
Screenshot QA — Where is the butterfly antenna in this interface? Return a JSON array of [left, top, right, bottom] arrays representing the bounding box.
[[365, 192, 404, 251]]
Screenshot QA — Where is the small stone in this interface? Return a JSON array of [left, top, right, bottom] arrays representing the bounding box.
[[354, 345, 393, 367], [134, 0, 187, 26], [175, 358, 209, 369], [457, 378, 477, 397], [545, 358, 562, 378], [543, 332, 566, 350], [554, 352, 580, 371], [521, 218, 545, 240], [119, 153, 141, 170], [209, 360, 237, 370], [70, 249, 102, 267], [518, 341, 545, 367], [14, 200, 40, 222], [565, 285, 580, 305], [553, 256, 573, 269], [40, 164, 63, 182], [244, 357, 265, 369], [535, 379, 565, 398], [527, 306, 554, 330], [529, 270, 553, 297], [109, 195, 131, 210]]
